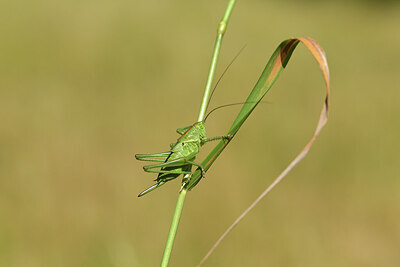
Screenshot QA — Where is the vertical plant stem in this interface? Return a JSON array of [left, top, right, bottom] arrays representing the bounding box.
[[197, 0, 236, 122], [160, 1, 236, 266], [160, 189, 187, 267]]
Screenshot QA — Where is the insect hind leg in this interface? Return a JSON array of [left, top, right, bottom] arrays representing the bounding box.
[[143, 157, 205, 176], [135, 152, 170, 162], [138, 181, 166, 197], [144, 169, 191, 175]]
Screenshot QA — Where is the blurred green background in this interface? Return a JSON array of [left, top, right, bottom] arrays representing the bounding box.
[[1, 0, 399, 266]]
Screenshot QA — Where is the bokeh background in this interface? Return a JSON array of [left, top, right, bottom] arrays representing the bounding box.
[[1, 0, 399, 266]]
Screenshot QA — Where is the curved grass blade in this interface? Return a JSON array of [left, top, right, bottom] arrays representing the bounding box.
[[187, 37, 331, 266], [186, 36, 330, 191]]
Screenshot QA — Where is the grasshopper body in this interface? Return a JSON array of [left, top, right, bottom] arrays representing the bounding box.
[[136, 121, 230, 197]]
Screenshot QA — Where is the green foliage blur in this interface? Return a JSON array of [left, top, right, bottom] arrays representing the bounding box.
[[1, 0, 399, 266]]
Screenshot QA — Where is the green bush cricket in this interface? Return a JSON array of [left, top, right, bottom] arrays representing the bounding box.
[[135, 48, 249, 197], [135, 119, 233, 197], [135, 99, 267, 197]]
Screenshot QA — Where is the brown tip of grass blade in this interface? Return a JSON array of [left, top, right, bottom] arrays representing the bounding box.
[[197, 37, 330, 266]]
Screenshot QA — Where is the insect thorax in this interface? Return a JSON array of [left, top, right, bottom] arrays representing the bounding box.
[[193, 121, 207, 141]]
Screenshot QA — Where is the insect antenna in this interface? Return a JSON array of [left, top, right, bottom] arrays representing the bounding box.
[[205, 45, 247, 114], [204, 101, 268, 122]]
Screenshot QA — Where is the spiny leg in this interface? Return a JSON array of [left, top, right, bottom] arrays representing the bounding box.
[[176, 125, 192, 135], [201, 134, 233, 144], [144, 169, 192, 175], [138, 164, 190, 196], [138, 181, 166, 197], [136, 158, 167, 163], [135, 151, 170, 159], [135, 151, 170, 161], [139, 165, 193, 197], [144, 157, 205, 178], [143, 157, 202, 171]]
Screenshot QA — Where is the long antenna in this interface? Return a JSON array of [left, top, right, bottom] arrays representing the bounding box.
[[204, 101, 268, 122], [204, 102, 252, 122], [205, 45, 247, 115]]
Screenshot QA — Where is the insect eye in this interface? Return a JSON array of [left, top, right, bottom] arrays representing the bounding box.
[[182, 142, 185, 146]]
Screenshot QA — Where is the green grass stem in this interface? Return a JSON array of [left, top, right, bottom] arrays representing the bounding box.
[[197, 0, 236, 122], [160, 189, 187, 267], [160, 1, 236, 266]]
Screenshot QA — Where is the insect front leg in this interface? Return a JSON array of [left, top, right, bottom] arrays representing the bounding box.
[[201, 134, 233, 145], [176, 125, 192, 135]]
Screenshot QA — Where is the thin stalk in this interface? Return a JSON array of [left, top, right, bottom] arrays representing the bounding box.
[[160, 189, 187, 267], [160, 1, 236, 266], [197, 0, 236, 122]]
